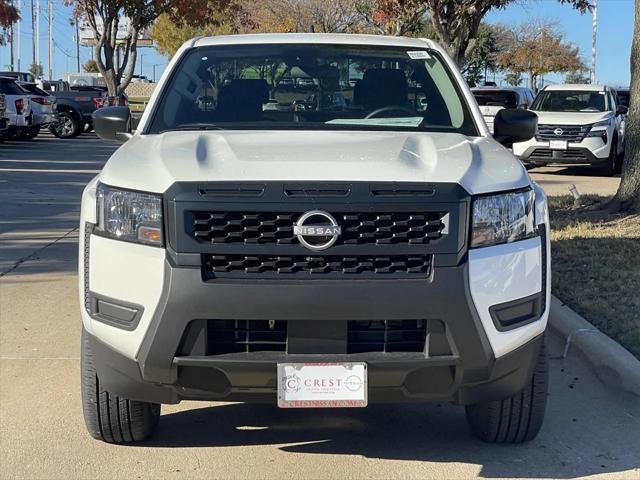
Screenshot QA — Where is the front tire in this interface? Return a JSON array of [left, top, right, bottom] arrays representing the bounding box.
[[465, 340, 548, 443], [81, 327, 160, 443], [50, 112, 80, 138], [596, 136, 618, 176]]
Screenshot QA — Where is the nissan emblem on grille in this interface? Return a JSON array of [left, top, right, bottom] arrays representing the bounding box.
[[554, 128, 564, 136], [293, 210, 342, 251]]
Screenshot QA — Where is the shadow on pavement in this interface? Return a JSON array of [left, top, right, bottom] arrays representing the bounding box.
[[143, 396, 639, 478]]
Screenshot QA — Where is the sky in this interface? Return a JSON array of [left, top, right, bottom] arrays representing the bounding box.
[[0, 0, 635, 87]]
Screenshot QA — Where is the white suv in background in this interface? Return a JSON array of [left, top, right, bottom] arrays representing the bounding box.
[[472, 87, 535, 133], [513, 84, 627, 175]]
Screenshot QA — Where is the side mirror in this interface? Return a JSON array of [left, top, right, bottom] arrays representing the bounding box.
[[93, 106, 132, 142], [493, 108, 538, 147], [616, 105, 628, 116]]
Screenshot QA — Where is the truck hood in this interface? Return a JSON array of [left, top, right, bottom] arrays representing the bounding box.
[[531, 110, 612, 125], [99, 130, 530, 195]]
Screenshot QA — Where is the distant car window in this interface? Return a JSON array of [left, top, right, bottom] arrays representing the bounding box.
[[473, 90, 517, 108], [617, 91, 630, 108], [18, 83, 49, 96], [531, 90, 609, 112], [0, 79, 26, 95]]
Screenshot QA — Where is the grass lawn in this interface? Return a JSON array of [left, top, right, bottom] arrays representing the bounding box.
[[548, 195, 640, 358]]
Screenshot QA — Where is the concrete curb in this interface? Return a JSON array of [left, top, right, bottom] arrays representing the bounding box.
[[549, 295, 640, 398]]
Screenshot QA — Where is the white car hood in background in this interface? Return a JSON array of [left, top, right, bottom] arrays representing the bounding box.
[[531, 111, 612, 125], [99, 130, 530, 195]]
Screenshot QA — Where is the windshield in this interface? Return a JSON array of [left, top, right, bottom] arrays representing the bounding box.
[[473, 90, 517, 108], [146, 44, 477, 135], [531, 90, 609, 112]]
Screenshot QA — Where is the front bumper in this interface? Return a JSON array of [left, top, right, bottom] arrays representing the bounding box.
[[518, 145, 607, 166], [514, 136, 611, 166], [80, 180, 550, 407], [83, 232, 548, 406]]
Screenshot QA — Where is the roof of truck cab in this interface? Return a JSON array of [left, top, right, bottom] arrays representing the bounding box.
[[544, 84, 606, 91], [193, 33, 436, 49]]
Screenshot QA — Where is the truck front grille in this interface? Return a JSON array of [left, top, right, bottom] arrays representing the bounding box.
[[202, 253, 432, 278], [536, 124, 590, 143], [208, 320, 287, 354], [347, 320, 427, 353], [189, 211, 447, 245]]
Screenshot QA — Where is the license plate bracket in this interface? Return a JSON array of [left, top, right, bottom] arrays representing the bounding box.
[[277, 362, 368, 408], [549, 140, 568, 150]]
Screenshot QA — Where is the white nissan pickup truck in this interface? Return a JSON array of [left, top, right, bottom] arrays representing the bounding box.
[[80, 34, 550, 444]]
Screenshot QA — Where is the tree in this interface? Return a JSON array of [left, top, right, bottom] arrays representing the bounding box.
[[29, 62, 43, 78], [0, 0, 19, 45], [564, 69, 590, 84], [504, 71, 522, 86], [151, 13, 235, 58], [462, 23, 504, 86], [366, 1, 592, 66], [70, 0, 242, 97], [360, 0, 427, 36], [0, 0, 19, 28], [496, 21, 584, 91], [83, 59, 100, 72], [611, 1, 640, 213], [247, 0, 369, 34]]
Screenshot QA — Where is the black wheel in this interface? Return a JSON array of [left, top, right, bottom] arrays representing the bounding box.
[[596, 136, 617, 176], [465, 341, 548, 443], [49, 111, 80, 138], [26, 126, 40, 139], [81, 327, 160, 443], [84, 123, 93, 133]]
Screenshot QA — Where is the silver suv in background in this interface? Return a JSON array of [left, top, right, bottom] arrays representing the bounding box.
[[472, 87, 535, 133], [513, 84, 627, 175], [0, 76, 31, 140], [18, 82, 57, 139]]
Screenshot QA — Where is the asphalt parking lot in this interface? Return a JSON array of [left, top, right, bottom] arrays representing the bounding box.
[[1, 133, 638, 479]]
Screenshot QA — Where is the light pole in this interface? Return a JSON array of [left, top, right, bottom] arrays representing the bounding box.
[[152, 63, 165, 82], [590, 0, 598, 84], [139, 53, 145, 78]]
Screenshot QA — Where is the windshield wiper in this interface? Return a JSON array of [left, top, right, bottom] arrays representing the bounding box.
[[159, 123, 224, 133]]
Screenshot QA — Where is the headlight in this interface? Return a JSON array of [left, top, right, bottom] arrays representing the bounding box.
[[586, 119, 610, 141], [471, 189, 535, 248], [96, 183, 163, 246]]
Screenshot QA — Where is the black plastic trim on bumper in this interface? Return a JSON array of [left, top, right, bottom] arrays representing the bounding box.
[[518, 145, 606, 165], [88, 292, 144, 331], [489, 292, 542, 332], [88, 330, 544, 406]]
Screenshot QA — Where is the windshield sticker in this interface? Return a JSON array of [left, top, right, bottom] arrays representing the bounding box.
[[407, 51, 431, 60]]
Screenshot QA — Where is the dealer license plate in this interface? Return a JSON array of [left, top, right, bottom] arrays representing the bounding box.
[[277, 362, 368, 408], [549, 140, 568, 150]]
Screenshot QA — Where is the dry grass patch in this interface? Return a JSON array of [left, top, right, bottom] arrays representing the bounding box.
[[548, 195, 640, 358]]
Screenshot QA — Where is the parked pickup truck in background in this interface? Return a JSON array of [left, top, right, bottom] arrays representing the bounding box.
[[39, 80, 107, 138]]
